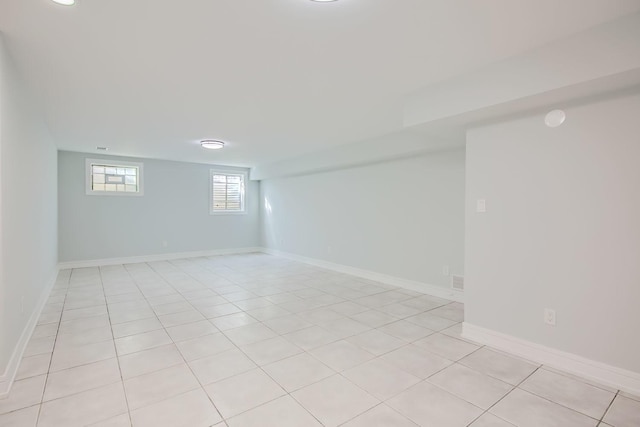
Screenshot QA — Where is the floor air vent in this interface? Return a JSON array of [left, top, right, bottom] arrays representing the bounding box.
[[451, 275, 464, 291]]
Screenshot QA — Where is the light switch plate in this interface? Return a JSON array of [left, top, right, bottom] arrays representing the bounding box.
[[476, 199, 486, 213]]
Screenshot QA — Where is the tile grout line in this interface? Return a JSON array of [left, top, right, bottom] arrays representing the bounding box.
[[98, 265, 135, 427], [597, 390, 619, 426], [16, 255, 542, 427], [161, 257, 326, 426], [28, 260, 276, 423], [162, 257, 466, 426], [213, 289, 460, 423], [511, 371, 617, 423], [462, 363, 542, 427], [34, 271, 70, 427], [4, 255, 459, 426], [121, 261, 214, 419], [462, 359, 619, 427], [144, 259, 231, 424], [538, 365, 620, 395], [186, 257, 352, 426], [19, 255, 634, 427], [149, 261, 278, 423], [336, 401, 420, 427]]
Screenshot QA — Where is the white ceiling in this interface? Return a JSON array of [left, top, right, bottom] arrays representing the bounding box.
[[1, 0, 640, 167]]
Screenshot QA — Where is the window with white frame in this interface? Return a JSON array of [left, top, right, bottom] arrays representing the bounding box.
[[86, 159, 144, 196], [210, 170, 246, 214]]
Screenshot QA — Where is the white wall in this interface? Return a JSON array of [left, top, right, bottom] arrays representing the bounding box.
[[251, 129, 464, 181], [58, 151, 260, 263], [261, 150, 465, 290], [404, 12, 640, 128], [465, 93, 640, 373], [0, 36, 58, 384]]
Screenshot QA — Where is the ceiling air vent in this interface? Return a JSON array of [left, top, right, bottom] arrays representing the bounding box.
[[451, 275, 464, 291]]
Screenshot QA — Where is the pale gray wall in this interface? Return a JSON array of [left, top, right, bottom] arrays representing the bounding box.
[[465, 93, 640, 372], [0, 36, 58, 374], [261, 150, 465, 288], [58, 151, 260, 262]]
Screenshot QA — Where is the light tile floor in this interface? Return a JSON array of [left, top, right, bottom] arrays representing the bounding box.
[[1, 253, 639, 426]]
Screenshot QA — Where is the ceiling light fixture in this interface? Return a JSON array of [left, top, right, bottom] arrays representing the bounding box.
[[201, 140, 225, 150], [545, 109, 566, 128], [51, 0, 76, 6]]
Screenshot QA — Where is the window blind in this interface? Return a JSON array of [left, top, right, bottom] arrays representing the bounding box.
[[212, 173, 244, 212]]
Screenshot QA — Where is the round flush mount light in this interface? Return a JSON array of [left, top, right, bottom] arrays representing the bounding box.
[[545, 109, 566, 128], [201, 140, 225, 150], [51, 0, 76, 5]]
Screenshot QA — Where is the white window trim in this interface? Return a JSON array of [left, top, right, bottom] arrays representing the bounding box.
[[85, 158, 144, 196], [209, 169, 248, 215]]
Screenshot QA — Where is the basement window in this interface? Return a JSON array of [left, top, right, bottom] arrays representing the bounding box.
[[210, 170, 246, 214], [86, 159, 144, 196]]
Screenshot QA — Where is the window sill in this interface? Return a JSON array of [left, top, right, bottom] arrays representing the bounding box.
[[209, 210, 248, 216]]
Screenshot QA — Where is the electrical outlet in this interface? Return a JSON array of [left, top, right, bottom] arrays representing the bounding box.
[[442, 265, 450, 276], [544, 308, 556, 326], [476, 199, 486, 213]]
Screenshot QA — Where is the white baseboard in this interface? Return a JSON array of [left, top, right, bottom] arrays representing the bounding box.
[[462, 322, 640, 396], [58, 247, 263, 270], [260, 247, 463, 303], [58, 247, 461, 304], [2, 247, 457, 399], [0, 268, 58, 399]]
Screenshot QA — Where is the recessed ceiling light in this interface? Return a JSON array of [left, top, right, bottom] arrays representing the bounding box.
[[51, 0, 76, 5], [201, 140, 225, 150], [545, 109, 566, 128]]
